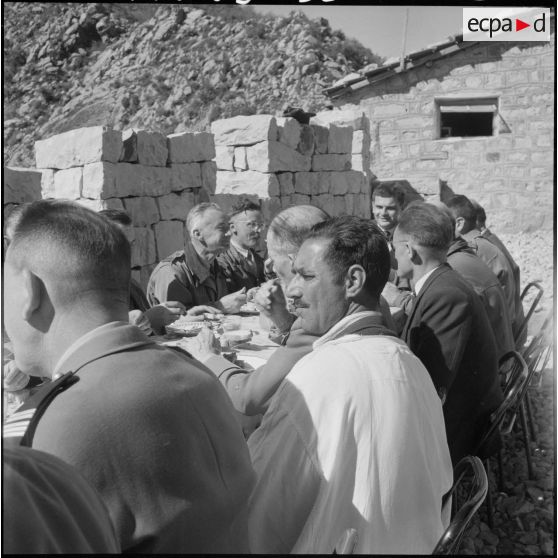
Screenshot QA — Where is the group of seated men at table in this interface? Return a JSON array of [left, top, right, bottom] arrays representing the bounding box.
[[2, 185, 523, 554]]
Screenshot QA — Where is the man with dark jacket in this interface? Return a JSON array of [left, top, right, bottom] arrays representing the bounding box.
[[446, 195, 524, 344], [3, 200, 255, 554], [393, 202, 503, 465], [217, 199, 266, 292], [447, 235, 515, 361]]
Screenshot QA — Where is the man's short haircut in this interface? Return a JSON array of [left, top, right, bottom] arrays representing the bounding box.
[[470, 199, 487, 227], [372, 183, 405, 207], [306, 215, 391, 300], [4, 204, 28, 245], [267, 205, 329, 255], [427, 200, 456, 229], [98, 209, 132, 227], [186, 202, 222, 236], [229, 198, 261, 219], [7, 199, 131, 304], [397, 201, 454, 252], [445, 195, 477, 229]]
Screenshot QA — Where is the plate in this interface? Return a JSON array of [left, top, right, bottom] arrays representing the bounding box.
[[165, 320, 205, 336]]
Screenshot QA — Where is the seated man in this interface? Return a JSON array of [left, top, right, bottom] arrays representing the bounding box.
[[246, 216, 452, 554], [440, 205, 515, 361], [217, 198, 266, 292], [147, 202, 246, 313], [3, 446, 119, 554], [372, 183, 412, 331], [393, 202, 503, 465], [2, 200, 255, 553], [194, 205, 330, 417], [472, 199, 525, 344], [445, 195, 523, 341]]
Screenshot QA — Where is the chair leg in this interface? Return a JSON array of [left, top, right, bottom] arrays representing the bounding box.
[[519, 402, 535, 480], [524, 391, 538, 446], [484, 458, 494, 529]]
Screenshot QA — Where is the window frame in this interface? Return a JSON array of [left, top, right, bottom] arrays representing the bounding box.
[[434, 97, 499, 139]]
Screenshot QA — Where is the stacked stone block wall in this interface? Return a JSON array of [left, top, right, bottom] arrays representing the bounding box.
[[210, 113, 372, 221], [334, 33, 555, 233], [3, 167, 43, 225], [32, 126, 216, 289]]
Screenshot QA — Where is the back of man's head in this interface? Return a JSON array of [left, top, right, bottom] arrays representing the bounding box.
[[267, 205, 329, 255], [445, 195, 477, 233], [7, 199, 131, 308], [306, 215, 391, 300], [470, 199, 487, 229], [372, 183, 405, 207], [397, 202, 454, 255]]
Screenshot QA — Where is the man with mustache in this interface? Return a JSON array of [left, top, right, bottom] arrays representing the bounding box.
[[246, 215, 452, 554]]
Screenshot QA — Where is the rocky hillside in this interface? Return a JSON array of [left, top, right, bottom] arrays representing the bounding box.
[[4, 3, 382, 168]]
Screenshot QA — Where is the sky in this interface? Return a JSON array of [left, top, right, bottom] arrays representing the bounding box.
[[252, 5, 464, 60]]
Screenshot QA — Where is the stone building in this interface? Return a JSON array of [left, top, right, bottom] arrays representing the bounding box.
[[324, 19, 555, 233]]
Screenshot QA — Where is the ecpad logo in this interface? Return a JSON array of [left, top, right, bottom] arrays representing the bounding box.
[[463, 7, 550, 42]]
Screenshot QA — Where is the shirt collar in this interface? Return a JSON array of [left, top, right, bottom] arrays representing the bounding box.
[[230, 238, 250, 259], [313, 311, 385, 350], [414, 265, 442, 296]]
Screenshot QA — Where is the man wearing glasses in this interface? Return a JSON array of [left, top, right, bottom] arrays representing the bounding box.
[[218, 199, 266, 292]]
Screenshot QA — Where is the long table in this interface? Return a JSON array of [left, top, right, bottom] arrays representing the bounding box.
[[156, 313, 280, 370]]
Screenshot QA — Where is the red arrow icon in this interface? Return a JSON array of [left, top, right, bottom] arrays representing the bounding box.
[[516, 18, 530, 31]]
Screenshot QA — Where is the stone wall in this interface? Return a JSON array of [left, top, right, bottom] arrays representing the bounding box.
[[32, 125, 216, 288], [211, 113, 372, 220], [3, 167, 43, 223], [333, 33, 555, 233], [5, 114, 373, 288]]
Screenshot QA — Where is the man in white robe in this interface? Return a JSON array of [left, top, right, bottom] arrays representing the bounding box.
[[247, 215, 453, 554]]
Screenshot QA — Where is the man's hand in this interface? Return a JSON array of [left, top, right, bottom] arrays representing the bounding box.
[[189, 325, 221, 363], [253, 279, 295, 333], [144, 301, 186, 335], [218, 287, 247, 314], [187, 305, 221, 317], [3, 360, 30, 392]]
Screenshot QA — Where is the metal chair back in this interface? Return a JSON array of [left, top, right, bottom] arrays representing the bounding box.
[[521, 311, 553, 389], [515, 281, 544, 346], [433, 456, 488, 555], [478, 351, 529, 449]]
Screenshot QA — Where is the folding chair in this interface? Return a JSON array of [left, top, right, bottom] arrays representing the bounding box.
[[515, 281, 544, 350], [333, 528, 358, 554], [432, 456, 488, 555], [474, 351, 528, 528]]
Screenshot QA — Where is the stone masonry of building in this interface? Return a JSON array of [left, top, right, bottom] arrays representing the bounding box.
[[328, 26, 555, 234]]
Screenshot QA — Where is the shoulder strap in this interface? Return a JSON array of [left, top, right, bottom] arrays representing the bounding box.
[[3, 371, 80, 448]]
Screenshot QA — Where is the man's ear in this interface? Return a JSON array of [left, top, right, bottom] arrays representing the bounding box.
[[191, 227, 202, 240], [21, 269, 43, 323], [229, 222, 237, 236], [407, 242, 422, 265], [455, 216, 465, 234], [345, 264, 366, 298]]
